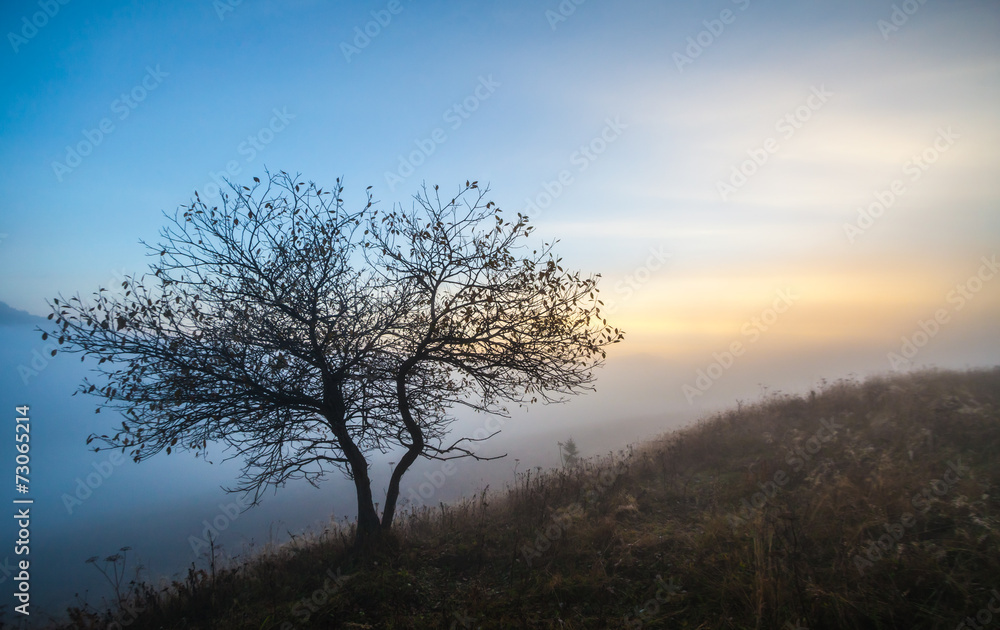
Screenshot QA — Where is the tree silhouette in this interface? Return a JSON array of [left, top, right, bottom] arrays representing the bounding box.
[[560, 437, 581, 467], [44, 171, 622, 542]]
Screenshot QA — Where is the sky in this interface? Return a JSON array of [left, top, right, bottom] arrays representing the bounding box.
[[1, 0, 999, 622]]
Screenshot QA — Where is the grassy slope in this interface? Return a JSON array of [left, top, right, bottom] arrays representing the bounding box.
[[65, 368, 1000, 629]]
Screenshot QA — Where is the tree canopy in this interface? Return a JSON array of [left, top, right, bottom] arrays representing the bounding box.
[[44, 171, 623, 541]]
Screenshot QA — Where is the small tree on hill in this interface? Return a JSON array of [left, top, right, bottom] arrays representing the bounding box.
[[560, 437, 581, 467], [43, 171, 623, 543]]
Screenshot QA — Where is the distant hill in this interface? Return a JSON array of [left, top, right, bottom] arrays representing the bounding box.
[[58, 367, 1000, 629], [0, 301, 44, 327]]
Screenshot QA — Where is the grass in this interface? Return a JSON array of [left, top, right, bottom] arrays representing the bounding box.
[[59, 367, 1000, 629]]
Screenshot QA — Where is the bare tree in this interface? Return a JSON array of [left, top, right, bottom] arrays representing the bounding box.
[[368, 182, 622, 529], [44, 172, 622, 543]]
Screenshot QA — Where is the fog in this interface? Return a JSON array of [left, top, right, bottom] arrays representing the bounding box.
[[2, 1, 999, 623], [3, 300, 996, 620]]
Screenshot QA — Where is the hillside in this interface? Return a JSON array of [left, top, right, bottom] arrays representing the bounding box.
[[62, 368, 1000, 629]]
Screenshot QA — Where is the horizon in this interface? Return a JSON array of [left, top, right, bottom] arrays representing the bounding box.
[[3, 2, 999, 388], [3, 2, 999, 368]]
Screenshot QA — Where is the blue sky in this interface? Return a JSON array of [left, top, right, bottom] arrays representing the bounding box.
[[3, 0, 999, 438], [3, 2, 998, 356], [1, 0, 999, 616], [3, 0, 1000, 433]]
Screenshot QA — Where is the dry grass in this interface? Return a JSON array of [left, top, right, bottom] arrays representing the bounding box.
[[60, 367, 1000, 629]]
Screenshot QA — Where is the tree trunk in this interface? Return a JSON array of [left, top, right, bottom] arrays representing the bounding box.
[[331, 421, 381, 541], [323, 385, 381, 544], [381, 448, 419, 530], [380, 366, 425, 531]]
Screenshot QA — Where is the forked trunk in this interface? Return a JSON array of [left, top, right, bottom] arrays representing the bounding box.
[[380, 366, 425, 531], [325, 395, 382, 544]]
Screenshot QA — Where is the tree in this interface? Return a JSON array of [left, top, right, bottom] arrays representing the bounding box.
[[560, 437, 581, 467], [44, 171, 623, 543], [366, 182, 622, 529]]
